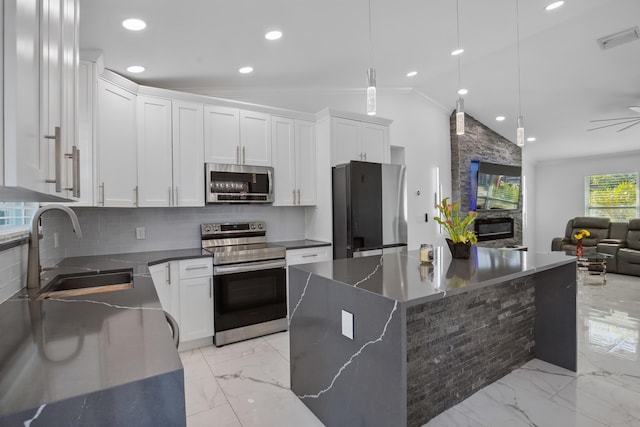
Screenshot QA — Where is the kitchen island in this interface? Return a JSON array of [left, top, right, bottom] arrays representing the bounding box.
[[0, 249, 210, 426], [288, 247, 577, 427]]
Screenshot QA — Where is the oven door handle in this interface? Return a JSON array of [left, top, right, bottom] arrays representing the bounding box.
[[214, 260, 285, 275]]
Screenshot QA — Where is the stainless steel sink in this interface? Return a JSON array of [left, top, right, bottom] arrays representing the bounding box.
[[37, 269, 134, 300]]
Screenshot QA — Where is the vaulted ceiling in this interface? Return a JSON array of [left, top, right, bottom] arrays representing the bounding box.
[[79, 0, 640, 162]]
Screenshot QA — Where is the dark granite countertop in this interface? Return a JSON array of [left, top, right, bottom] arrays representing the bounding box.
[[272, 240, 331, 250], [0, 248, 212, 420], [291, 246, 576, 307]]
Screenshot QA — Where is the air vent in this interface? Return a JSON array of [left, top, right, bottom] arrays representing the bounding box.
[[598, 27, 639, 50]]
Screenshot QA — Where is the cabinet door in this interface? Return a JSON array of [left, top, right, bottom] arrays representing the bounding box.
[[361, 122, 389, 163], [203, 105, 239, 164], [40, 0, 63, 195], [295, 120, 317, 206], [179, 276, 215, 342], [149, 261, 180, 321], [240, 110, 271, 166], [173, 101, 205, 207], [3, 0, 48, 192], [96, 79, 137, 207], [74, 59, 95, 205], [271, 116, 296, 206], [137, 95, 173, 207], [331, 117, 361, 166]]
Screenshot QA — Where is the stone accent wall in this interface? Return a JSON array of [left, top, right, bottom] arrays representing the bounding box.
[[406, 277, 535, 426], [450, 112, 523, 247]]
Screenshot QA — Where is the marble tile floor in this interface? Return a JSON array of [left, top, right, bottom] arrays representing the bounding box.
[[180, 273, 640, 427]]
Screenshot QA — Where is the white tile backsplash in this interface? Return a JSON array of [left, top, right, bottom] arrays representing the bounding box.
[[61, 205, 306, 257], [0, 245, 27, 303]]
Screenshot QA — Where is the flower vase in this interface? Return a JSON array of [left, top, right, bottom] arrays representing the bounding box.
[[446, 238, 472, 259], [576, 240, 583, 258]]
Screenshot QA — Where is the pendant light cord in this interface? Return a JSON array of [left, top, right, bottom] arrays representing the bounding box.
[[368, 0, 374, 66], [516, 0, 522, 116], [456, 0, 462, 90]]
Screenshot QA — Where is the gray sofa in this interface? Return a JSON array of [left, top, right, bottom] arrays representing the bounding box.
[[551, 216, 640, 276]]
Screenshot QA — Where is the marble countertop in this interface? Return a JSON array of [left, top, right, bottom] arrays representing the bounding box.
[[271, 239, 331, 250], [0, 248, 211, 418], [292, 246, 576, 307]]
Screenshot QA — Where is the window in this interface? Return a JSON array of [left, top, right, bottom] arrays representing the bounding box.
[[585, 173, 639, 221], [0, 202, 39, 228]]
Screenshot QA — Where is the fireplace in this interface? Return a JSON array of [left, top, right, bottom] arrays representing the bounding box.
[[475, 217, 514, 241]]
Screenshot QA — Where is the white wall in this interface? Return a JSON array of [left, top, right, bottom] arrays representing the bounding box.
[[191, 88, 452, 250], [534, 150, 640, 254]]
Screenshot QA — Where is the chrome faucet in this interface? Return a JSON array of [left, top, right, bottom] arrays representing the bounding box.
[[27, 204, 83, 289]]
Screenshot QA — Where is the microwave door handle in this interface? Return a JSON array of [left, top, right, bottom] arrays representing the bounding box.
[[268, 169, 273, 198]]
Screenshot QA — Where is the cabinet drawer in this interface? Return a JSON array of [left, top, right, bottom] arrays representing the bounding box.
[[178, 258, 213, 279], [286, 246, 332, 266]]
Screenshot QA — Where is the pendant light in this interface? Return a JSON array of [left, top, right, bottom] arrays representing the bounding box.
[[515, 0, 525, 146], [366, 0, 376, 116], [454, 0, 465, 135]]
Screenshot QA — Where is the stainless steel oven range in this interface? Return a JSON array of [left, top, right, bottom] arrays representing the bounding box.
[[201, 221, 287, 346]]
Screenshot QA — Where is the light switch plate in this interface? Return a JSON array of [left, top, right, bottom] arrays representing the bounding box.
[[136, 227, 146, 240], [341, 310, 354, 340]]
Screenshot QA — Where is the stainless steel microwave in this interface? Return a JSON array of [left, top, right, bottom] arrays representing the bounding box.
[[205, 163, 273, 203]]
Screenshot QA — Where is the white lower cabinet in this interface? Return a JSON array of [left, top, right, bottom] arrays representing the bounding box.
[[149, 257, 214, 344], [285, 246, 332, 309], [149, 261, 179, 320], [178, 258, 214, 342]]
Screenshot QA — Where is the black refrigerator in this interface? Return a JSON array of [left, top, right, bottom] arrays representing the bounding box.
[[332, 161, 407, 259]]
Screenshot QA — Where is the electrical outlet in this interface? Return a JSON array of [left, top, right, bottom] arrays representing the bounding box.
[[53, 232, 59, 248], [135, 227, 146, 240], [341, 310, 354, 340]]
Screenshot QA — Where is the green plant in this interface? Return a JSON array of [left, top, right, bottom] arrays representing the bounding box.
[[435, 197, 478, 244]]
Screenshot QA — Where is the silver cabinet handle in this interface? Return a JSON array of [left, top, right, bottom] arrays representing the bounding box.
[[175, 186, 179, 206], [209, 277, 213, 299], [134, 186, 139, 206], [166, 263, 171, 284], [302, 253, 318, 258], [364, 152, 367, 161], [242, 146, 246, 164], [236, 145, 240, 164], [44, 126, 62, 192], [185, 264, 210, 271], [64, 146, 80, 198], [292, 189, 296, 204], [99, 182, 105, 206], [297, 189, 301, 205], [168, 187, 173, 206]]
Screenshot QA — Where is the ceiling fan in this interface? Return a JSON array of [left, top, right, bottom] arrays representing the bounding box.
[[588, 106, 640, 132]]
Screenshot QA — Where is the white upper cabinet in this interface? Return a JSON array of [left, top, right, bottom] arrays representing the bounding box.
[[3, 0, 78, 195], [204, 106, 271, 166], [331, 116, 390, 166], [272, 117, 316, 206], [172, 101, 205, 207], [74, 58, 97, 205], [203, 105, 240, 165], [239, 110, 271, 166], [96, 79, 138, 207], [136, 95, 173, 207]]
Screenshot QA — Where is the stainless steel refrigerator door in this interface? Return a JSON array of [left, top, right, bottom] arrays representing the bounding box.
[[381, 164, 408, 247]]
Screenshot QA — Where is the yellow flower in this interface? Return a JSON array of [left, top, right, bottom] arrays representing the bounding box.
[[574, 229, 591, 240], [434, 197, 478, 244]]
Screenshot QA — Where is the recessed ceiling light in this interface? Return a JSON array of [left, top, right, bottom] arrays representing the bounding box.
[[527, 137, 537, 142], [122, 18, 146, 31], [265, 30, 283, 41], [126, 65, 145, 73], [496, 116, 506, 121], [545, 1, 564, 11], [458, 88, 468, 95], [406, 71, 418, 77], [451, 48, 464, 56], [239, 66, 254, 74]]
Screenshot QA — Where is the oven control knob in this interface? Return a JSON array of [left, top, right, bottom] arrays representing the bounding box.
[[213, 225, 220, 232], [258, 223, 263, 230], [203, 225, 212, 233], [250, 224, 256, 230]]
